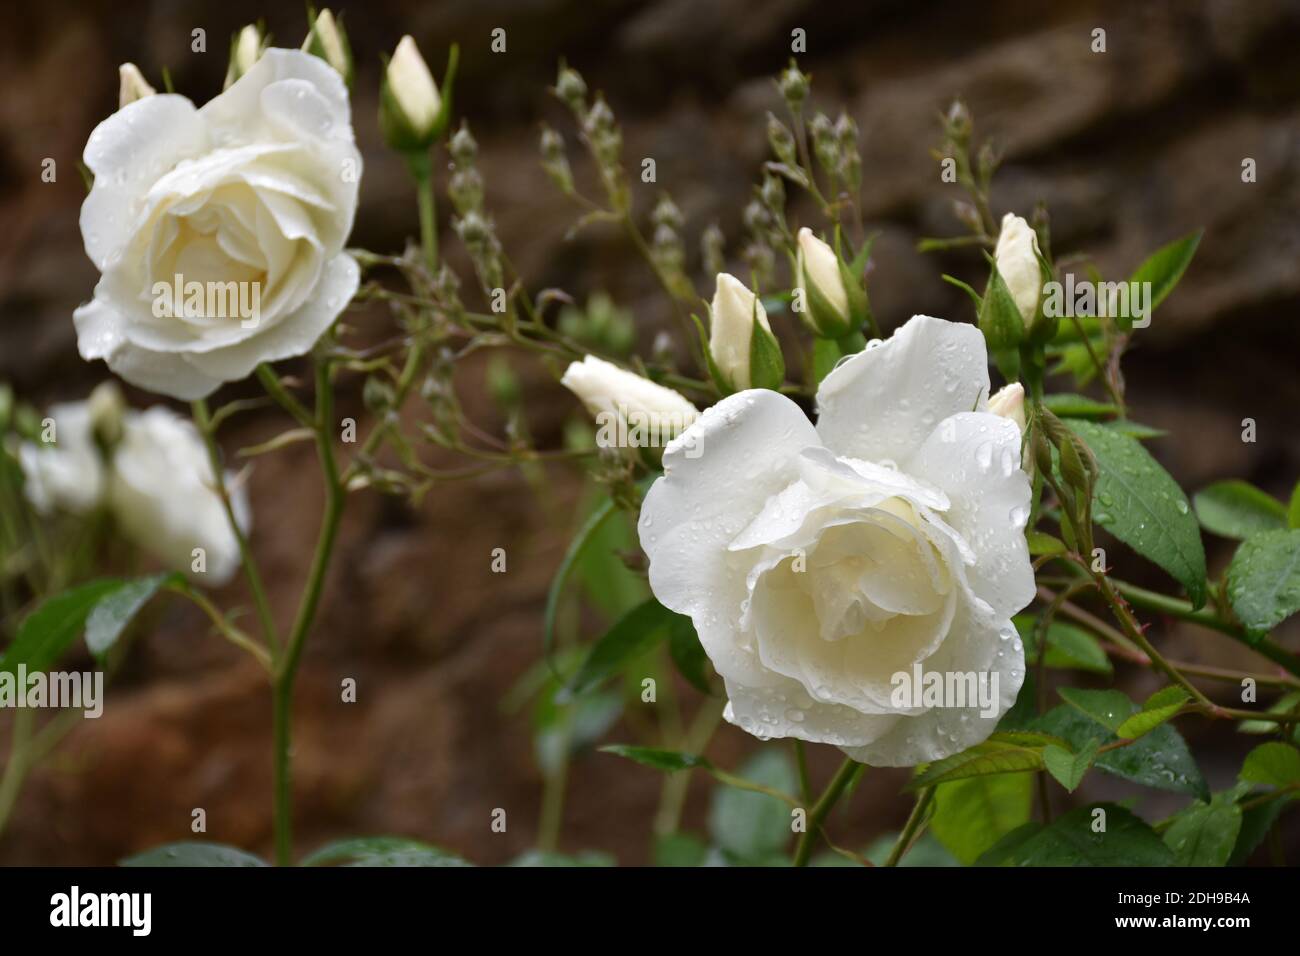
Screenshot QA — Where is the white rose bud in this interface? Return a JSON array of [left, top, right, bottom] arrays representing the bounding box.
[[383, 36, 441, 148], [303, 8, 351, 86], [117, 63, 155, 109], [224, 25, 268, 90], [86, 380, 126, 447], [709, 273, 779, 392], [994, 213, 1042, 326], [987, 382, 1026, 435], [561, 356, 699, 447], [796, 227, 851, 338]]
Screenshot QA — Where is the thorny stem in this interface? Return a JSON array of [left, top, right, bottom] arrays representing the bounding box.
[[191, 398, 279, 656], [884, 786, 934, 867], [793, 758, 863, 867], [272, 357, 345, 866]]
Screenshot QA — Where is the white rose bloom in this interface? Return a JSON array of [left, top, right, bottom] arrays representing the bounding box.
[[561, 355, 699, 445], [109, 407, 248, 585], [709, 273, 771, 391], [638, 316, 1035, 766], [74, 49, 362, 400], [17, 402, 105, 516], [993, 213, 1042, 326]]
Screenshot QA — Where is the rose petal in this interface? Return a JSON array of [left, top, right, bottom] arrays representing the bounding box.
[[907, 411, 1035, 618], [815, 315, 990, 464]]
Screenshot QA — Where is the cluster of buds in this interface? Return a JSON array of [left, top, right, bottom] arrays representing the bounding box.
[[809, 111, 863, 198], [552, 62, 628, 212], [650, 195, 693, 301], [538, 124, 574, 195], [448, 125, 505, 297]]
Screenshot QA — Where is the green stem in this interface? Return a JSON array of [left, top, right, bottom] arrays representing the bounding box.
[[884, 786, 934, 866], [191, 399, 279, 655], [409, 151, 437, 274], [793, 758, 863, 867], [0, 709, 34, 834], [271, 357, 345, 866]]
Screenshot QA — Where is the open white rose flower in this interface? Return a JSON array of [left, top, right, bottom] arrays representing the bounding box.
[[74, 49, 362, 400], [638, 315, 1035, 766]]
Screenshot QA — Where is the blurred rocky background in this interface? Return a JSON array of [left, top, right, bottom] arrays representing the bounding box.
[[1, 0, 1299, 864]]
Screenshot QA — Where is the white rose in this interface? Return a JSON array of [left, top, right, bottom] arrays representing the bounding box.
[[638, 315, 1034, 766], [74, 49, 362, 400], [109, 407, 248, 585], [561, 355, 699, 446], [994, 213, 1042, 326], [709, 272, 772, 391], [17, 402, 106, 516]]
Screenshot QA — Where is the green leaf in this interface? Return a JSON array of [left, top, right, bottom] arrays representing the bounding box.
[[977, 804, 1174, 866], [667, 614, 712, 694], [567, 598, 675, 695], [1, 579, 125, 676], [1193, 480, 1287, 540], [1239, 742, 1300, 788], [1018, 616, 1112, 675], [708, 749, 797, 863], [1226, 528, 1300, 639], [909, 732, 1061, 788], [1162, 790, 1243, 867], [600, 744, 711, 773], [1025, 531, 1066, 556], [1042, 738, 1101, 792], [747, 312, 786, 391], [929, 773, 1033, 864], [1067, 420, 1207, 607], [121, 841, 267, 867], [1058, 687, 1135, 731], [1230, 795, 1292, 865], [653, 832, 710, 867], [1237, 690, 1300, 735], [85, 573, 180, 661], [300, 837, 472, 867], [543, 497, 617, 673], [1127, 230, 1202, 322], [508, 850, 615, 867], [1289, 481, 1300, 530], [1043, 393, 1119, 419], [1116, 686, 1189, 740], [1034, 704, 1208, 800], [811, 337, 843, 384], [978, 259, 1026, 353], [1104, 420, 1167, 440]]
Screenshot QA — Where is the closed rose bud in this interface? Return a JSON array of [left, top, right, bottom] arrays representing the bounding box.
[[796, 227, 851, 338], [560, 356, 699, 446], [117, 63, 155, 109], [988, 382, 1026, 435], [994, 213, 1042, 326], [709, 273, 782, 392], [86, 380, 125, 448], [224, 24, 267, 90], [382, 36, 442, 150], [302, 8, 352, 86]]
